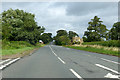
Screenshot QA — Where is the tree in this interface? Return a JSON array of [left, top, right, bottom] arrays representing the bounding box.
[[83, 16, 108, 42], [56, 35, 71, 45], [56, 30, 68, 37], [54, 30, 71, 45], [108, 22, 120, 40], [68, 31, 79, 40], [40, 33, 53, 44], [2, 9, 45, 45]]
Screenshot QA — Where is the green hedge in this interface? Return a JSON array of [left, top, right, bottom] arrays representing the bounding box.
[[82, 40, 120, 47]]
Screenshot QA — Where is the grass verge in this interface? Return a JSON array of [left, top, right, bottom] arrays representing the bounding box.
[[1, 41, 45, 59], [2, 47, 34, 55], [65, 45, 119, 57]]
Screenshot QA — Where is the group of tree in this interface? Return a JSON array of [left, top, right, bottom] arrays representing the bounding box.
[[83, 16, 120, 42], [1, 9, 52, 45], [54, 30, 79, 45], [2, 9, 119, 45]]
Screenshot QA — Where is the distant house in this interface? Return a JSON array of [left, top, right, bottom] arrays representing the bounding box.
[[72, 37, 83, 44], [39, 40, 44, 44]]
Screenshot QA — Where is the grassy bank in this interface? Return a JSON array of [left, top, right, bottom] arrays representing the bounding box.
[[65, 45, 119, 57], [2, 40, 45, 56]]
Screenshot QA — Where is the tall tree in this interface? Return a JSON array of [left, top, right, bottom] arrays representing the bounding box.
[[83, 16, 108, 42], [68, 31, 79, 40], [108, 22, 120, 40], [54, 30, 71, 45], [40, 33, 53, 44], [2, 9, 45, 45], [56, 30, 68, 37]]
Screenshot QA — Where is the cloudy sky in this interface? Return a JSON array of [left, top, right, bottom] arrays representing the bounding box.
[[2, 2, 118, 37]]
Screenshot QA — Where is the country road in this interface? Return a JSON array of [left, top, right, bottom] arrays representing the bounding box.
[[2, 44, 120, 79]]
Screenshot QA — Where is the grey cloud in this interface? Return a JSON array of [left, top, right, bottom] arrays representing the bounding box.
[[2, 2, 118, 38], [64, 2, 117, 16]]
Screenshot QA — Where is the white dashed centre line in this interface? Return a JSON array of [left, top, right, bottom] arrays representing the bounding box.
[[49, 46, 66, 64], [101, 58, 120, 65], [70, 69, 83, 79], [57, 57, 66, 64], [95, 64, 120, 74], [49, 46, 58, 56]]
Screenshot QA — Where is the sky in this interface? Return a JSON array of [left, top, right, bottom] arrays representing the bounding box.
[[2, 2, 118, 37]]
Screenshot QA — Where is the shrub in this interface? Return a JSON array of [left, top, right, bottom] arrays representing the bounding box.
[[55, 35, 71, 45]]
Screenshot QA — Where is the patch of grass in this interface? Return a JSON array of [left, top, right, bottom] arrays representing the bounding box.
[[1, 40, 45, 55], [2, 47, 34, 55], [65, 46, 119, 57]]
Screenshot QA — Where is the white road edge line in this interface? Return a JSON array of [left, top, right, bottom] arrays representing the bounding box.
[[95, 64, 120, 74], [0, 58, 20, 70], [70, 69, 83, 79], [58, 57, 66, 64], [0, 59, 11, 65], [101, 58, 120, 65]]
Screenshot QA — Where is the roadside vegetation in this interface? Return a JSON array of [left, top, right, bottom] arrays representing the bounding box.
[[65, 40, 120, 57], [53, 30, 79, 45], [1, 8, 120, 57], [1, 9, 52, 58], [82, 40, 120, 47], [65, 45, 119, 57], [2, 40, 45, 55], [53, 16, 120, 57]]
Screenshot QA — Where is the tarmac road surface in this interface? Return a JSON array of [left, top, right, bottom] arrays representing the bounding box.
[[2, 44, 120, 79]]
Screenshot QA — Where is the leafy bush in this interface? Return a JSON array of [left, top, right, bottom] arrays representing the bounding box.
[[55, 35, 71, 45], [82, 40, 120, 47]]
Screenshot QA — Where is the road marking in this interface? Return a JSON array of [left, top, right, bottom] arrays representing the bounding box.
[[0, 59, 11, 65], [49, 46, 66, 64], [95, 64, 120, 74], [53, 52, 57, 56], [101, 58, 120, 65], [58, 57, 66, 64], [70, 69, 83, 79], [104, 73, 119, 79], [0, 58, 20, 70], [49, 46, 58, 56]]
